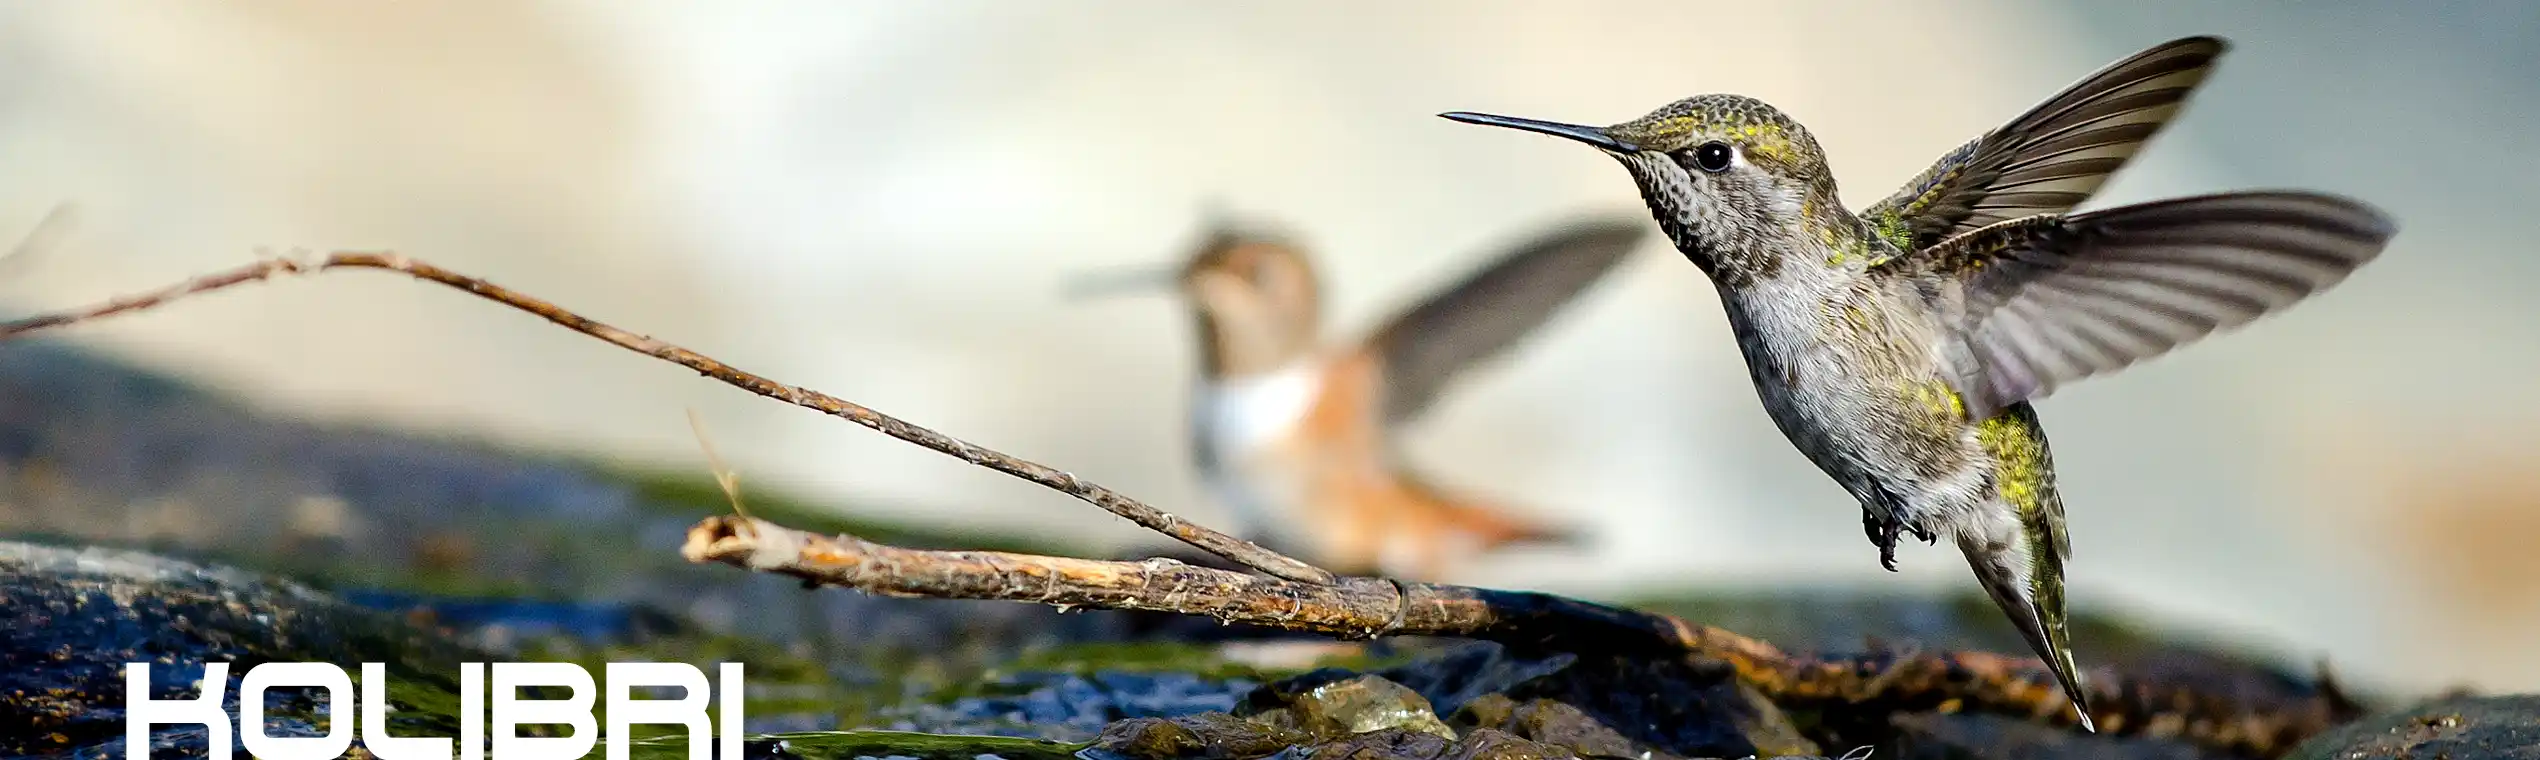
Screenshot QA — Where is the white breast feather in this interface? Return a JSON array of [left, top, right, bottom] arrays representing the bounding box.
[[1194, 362, 1322, 538], [1203, 363, 1320, 453]]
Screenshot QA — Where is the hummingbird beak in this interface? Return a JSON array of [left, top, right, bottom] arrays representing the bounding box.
[[1439, 112, 1641, 153], [1060, 264, 1181, 302]]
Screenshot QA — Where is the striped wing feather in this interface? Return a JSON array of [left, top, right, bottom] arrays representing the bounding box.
[[1917, 191, 2396, 419], [1866, 36, 2229, 249]]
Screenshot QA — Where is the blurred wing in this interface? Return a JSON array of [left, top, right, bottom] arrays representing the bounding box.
[[1864, 36, 2228, 250], [1366, 218, 1649, 425], [1907, 191, 2395, 419]]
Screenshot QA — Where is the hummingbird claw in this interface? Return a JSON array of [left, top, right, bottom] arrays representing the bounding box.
[[1866, 512, 1904, 571]]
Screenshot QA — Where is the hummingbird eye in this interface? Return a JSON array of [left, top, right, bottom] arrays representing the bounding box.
[[1690, 141, 1735, 173]]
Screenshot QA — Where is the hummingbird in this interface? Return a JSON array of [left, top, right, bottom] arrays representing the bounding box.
[[1442, 35, 2395, 729], [1073, 214, 1650, 580]]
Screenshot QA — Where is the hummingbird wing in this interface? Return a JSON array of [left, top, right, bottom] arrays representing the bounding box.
[[1904, 191, 2394, 420], [1862, 36, 2227, 251], [1363, 218, 1649, 426]]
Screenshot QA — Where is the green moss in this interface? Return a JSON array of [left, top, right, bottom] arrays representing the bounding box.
[[372, 672, 472, 739], [626, 730, 1086, 760], [511, 624, 898, 731], [994, 641, 1266, 682]]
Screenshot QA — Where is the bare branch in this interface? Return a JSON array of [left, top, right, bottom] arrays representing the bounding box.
[[684, 514, 2352, 758], [0, 251, 1335, 585]]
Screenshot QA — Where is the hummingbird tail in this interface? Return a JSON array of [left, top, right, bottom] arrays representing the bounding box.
[[1967, 401, 2091, 730], [1393, 473, 1589, 551], [1436, 500, 1588, 550], [1962, 522, 2093, 733]]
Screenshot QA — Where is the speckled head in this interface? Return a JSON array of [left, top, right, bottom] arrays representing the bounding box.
[[1609, 94, 1832, 185], [1444, 95, 1841, 286]]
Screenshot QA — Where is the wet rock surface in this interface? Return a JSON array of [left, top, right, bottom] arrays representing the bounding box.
[[1268, 675, 1458, 741], [1241, 643, 1819, 759], [1886, 713, 2226, 760], [681, 731, 1091, 760], [2285, 694, 2540, 760], [1070, 642, 1849, 760], [0, 541, 482, 758]]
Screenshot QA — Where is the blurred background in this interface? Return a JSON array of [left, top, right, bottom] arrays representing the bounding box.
[[0, 1, 2533, 698]]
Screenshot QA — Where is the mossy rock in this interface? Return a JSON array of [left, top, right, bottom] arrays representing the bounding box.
[[0, 541, 483, 757]]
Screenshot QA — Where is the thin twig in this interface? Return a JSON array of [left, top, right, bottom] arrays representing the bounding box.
[[684, 514, 2352, 759], [0, 251, 1335, 585]]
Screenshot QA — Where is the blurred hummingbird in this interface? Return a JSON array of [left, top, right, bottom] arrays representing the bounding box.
[[1443, 35, 2395, 729], [1073, 214, 1649, 580]]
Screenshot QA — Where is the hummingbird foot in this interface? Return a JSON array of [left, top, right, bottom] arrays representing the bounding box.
[[1865, 512, 1904, 572]]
